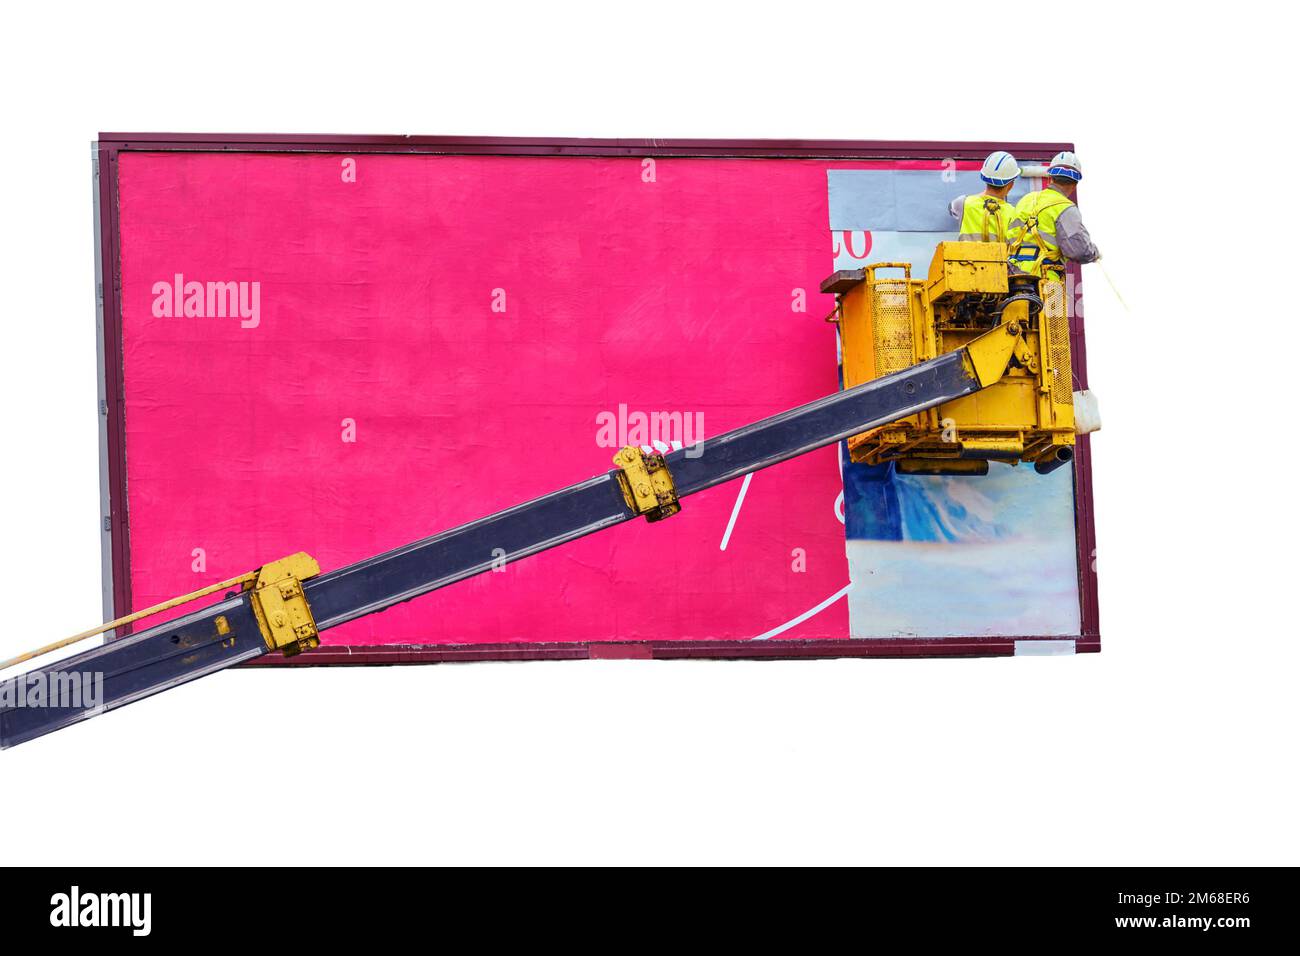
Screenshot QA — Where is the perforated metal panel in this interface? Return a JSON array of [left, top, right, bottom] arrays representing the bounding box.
[[871, 280, 915, 377], [1043, 281, 1072, 406]]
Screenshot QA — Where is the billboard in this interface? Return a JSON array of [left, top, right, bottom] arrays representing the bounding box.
[[94, 134, 1099, 661]]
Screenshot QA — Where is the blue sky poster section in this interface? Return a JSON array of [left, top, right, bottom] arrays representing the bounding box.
[[830, 169, 1080, 637]]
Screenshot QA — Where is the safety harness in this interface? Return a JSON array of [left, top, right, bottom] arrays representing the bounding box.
[[1008, 192, 1074, 278], [977, 196, 1007, 243]]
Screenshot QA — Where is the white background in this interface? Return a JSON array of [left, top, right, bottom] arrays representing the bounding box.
[[0, 1, 1293, 865]]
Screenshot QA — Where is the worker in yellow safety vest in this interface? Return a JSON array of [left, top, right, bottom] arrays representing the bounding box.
[[948, 151, 1021, 243], [1007, 151, 1100, 282]]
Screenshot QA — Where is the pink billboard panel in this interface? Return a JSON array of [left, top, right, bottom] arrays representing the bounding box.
[[98, 135, 1098, 660]]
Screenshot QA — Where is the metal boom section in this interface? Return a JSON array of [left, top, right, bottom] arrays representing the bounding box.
[[2, 337, 1012, 748]]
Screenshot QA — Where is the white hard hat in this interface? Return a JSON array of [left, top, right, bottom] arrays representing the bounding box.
[[1047, 150, 1083, 182], [979, 150, 1021, 187]]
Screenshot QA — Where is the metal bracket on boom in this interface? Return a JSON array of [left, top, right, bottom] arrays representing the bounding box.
[[612, 446, 680, 522], [247, 552, 322, 655], [962, 318, 1032, 389]]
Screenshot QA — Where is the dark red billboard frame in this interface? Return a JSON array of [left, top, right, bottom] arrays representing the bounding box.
[[95, 133, 1099, 662]]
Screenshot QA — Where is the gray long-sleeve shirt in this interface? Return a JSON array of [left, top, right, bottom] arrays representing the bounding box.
[[1052, 203, 1099, 263]]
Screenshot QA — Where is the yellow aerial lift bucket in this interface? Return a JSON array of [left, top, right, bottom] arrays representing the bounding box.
[[823, 241, 1076, 475]]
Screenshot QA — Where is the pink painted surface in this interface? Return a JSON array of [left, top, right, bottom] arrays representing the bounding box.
[[117, 152, 875, 645]]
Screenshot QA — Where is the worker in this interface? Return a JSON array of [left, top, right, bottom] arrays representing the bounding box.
[[948, 151, 1021, 243], [1007, 151, 1099, 281]]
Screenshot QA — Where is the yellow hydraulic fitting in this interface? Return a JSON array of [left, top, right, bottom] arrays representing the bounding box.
[[613, 446, 681, 522], [247, 552, 322, 656]]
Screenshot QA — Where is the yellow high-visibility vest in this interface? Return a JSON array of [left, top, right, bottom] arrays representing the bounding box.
[[958, 194, 1016, 243], [1008, 188, 1075, 279]]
